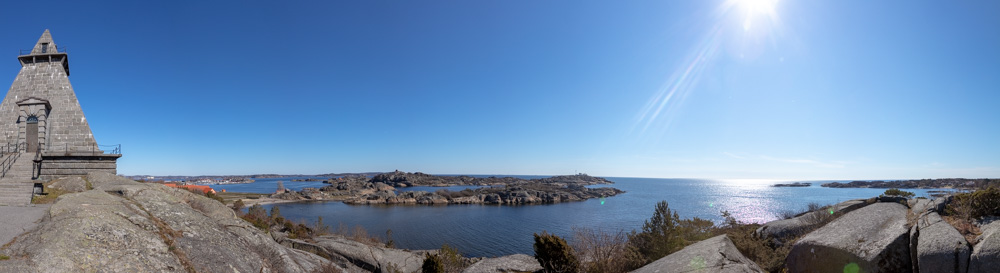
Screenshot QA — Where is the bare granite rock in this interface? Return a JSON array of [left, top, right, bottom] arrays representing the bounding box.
[[969, 218, 1000, 273], [46, 176, 87, 193], [786, 202, 911, 273], [308, 235, 432, 273], [912, 212, 970, 273], [632, 235, 763, 273], [0, 173, 334, 272], [462, 254, 541, 273], [756, 199, 869, 245]]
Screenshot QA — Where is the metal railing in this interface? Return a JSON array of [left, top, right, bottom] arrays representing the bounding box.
[[18, 46, 67, 55], [46, 143, 121, 155], [0, 143, 22, 179]]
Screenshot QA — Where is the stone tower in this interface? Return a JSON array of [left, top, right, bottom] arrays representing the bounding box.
[[0, 30, 119, 199]]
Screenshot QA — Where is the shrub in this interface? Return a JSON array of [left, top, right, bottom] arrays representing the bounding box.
[[438, 244, 467, 273], [881, 188, 915, 198], [533, 231, 580, 273], [232, 199, 246, 213], [421, 253, 444, 273], [948, 187, 1000, 219], [627, 201, 714, 263], [716, 211, 790, 273], [571, 227, 642, 273]]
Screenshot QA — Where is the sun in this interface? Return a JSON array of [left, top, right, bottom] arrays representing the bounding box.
[[727, 0, 779, 31]]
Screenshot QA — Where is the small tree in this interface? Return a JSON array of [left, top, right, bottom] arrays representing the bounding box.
[[421, 253, 444, 273], [533, 231, 579, 273], [232, 199, 246, 213]]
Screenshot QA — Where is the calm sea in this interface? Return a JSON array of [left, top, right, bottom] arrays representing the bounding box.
[[213, 176, 950, 257]]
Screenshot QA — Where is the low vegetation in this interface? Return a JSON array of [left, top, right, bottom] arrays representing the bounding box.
[[240, 204, 329, 240], [880, 188, 915, 198], [944, 186, 1000, 244], [531, 201, 843, 273], [30, 182, 67, 204], [533, 231, 580, 273]]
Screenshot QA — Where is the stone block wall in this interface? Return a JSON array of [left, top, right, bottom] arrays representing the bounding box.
[[37, 154, 120, 180]]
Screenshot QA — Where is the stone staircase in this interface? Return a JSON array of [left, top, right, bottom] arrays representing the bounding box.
[[0, 153, 37, 206]]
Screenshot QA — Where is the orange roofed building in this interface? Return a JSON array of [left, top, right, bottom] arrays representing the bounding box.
[[165, 183, 217, 194]]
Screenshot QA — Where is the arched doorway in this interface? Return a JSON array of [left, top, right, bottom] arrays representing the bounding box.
[[26, 116, 38, 153]]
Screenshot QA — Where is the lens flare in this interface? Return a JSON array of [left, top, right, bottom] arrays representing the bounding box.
[[632, 0, 783, 140], [843, 263, 860, 273]]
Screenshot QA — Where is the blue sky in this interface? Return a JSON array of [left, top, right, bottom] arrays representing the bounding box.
[[1, 0, 997, 179]]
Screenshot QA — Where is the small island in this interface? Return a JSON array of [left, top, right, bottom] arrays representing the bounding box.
[[772, 182, 811, 187], [270, 171, 624, 205], [821, 178, 998, 189]]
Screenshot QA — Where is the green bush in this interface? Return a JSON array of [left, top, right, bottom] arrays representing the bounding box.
[[627, 201, 714, 263], [881, 188, 915, 198], [533, 231, 580, 273], [950, 187, 1000, 219], [421, 253, 444, 273]]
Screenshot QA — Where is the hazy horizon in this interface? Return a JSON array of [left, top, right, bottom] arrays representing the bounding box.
[[2, 0, 997, 179]]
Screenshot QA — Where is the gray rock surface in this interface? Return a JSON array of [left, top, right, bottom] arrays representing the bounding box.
[[0, 173, 333, 272], [756, 199, 869, 244], [786, 202, 911, 273], [47, 176, 87, 193], [86, 172, 137, 188], [969, 219, 1000, 273], [910, 198, 932, 214], [462, 254, 542, 273], [913, 212, 970, 273], [309, 235, 431, 273], [632, 235, 763, 273]]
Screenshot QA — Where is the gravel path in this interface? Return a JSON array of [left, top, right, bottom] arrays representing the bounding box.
[[0, 205, 50, 246]]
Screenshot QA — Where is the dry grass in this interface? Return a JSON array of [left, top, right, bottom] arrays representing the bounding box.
[[942, 215, 981, 245], [31, 181, 70, 204]]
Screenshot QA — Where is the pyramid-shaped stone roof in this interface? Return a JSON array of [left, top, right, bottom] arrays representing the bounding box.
[[1, 30, 100, 152]]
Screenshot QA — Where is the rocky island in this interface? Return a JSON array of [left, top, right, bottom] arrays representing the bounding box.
[[270, 171, 624, 205], [821, 178, 998, 189], [772, 182, 811, 187]]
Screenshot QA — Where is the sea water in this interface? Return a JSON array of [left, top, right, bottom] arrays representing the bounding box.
[[218, 176, 949, 257]]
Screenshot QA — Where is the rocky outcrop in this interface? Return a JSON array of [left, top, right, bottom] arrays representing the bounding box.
[[295, 235, 431, 273], [911, 212, 970, 273], [0, 172, 334, 273], [756, 199, 869, 245], [462, 254, 541, 273], [786, 202, 911, 273], [969, 219, 1000, 273], [344, 185, 623, 205], [632, 235, 763, 273], [46, 176, 87, 193], [367, 170, 614, 187]]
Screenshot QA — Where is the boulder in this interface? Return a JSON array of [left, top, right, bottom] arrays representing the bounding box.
[[912, 212, 970, 273], [786, 202, 911, 273], [309, 235, 431, 273], [47, 176, 87, 193], [931, 196, 952, 213], [462, 254, 542, 273], [969, 219, 1000, 273], [0, 176, 332, 273], [632, 235, 763, 273], [909, 198, 933, 214], [756, 199, 869, 245], [86, 171, 137, 188]]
